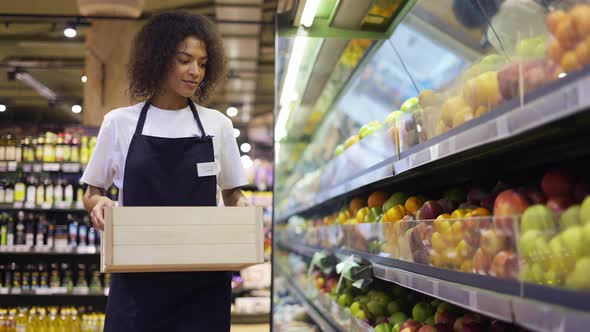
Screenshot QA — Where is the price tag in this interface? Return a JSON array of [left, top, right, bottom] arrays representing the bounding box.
[[33, 164, 42, 173], [13, 202, 23, 209], [22, 164, 32, 172], [24, 202, 35, 209], [73, 287, 90, 295], [42, 163, 60, 172], [0, 162, 7, 172], [41, 202, 52, 210], [0, 288, 9, 295], [35, 288, 53, 295], [7, 162, 17, 172]]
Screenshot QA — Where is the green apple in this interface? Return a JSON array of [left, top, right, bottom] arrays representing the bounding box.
[[425, 316, 435, 325], [390, 311, 407, 325], [383, 192, 409, 213], [359, 121, 383, 139], [368, 300, 387, 317], [364, 207, 383, 223], [351, 301, 362, 315], [387, 301, 401, 315], [373, 291, 392, 304], [412, 302, 434, 323], [358, 295, 370, 306], [401, 97, 418, 112], [338, 293, 353, 307], [583, 223, 590, 246], [521, 205, 556, 234], [549, 235, 575, 273], [581, 196, 590, 225], [334, 144, 345, 157], [519, 230, 543, 261], [354, 309, 367, 321], [565, 257, 590, 290], [375, 323, 391, 332], [385, 110, 403, 126], [392, 323, 402, 332], [561, 226, 587, 259], [560, 205, 581, 229]]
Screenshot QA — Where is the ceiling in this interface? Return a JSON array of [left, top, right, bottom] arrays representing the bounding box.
[[0, 0, 276, 143]]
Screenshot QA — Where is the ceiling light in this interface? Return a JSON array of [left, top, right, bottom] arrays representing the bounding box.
[[558, 72, 567, 78], [233, 128, 240, 138], [241, 155, 253, 168], [72, 105, 82, 113], [240, 143, 251, 153], [64, 27, 77, 38], [301, 0, 321, 28], [0, 104, 6, 112], [81, 75, 87, 83], [15, 72, 57, 101], [227, 106, 238, 117]]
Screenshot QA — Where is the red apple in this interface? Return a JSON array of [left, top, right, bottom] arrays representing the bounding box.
[[547, 196, 573, 213], [315, 277, 325, 289], [418, 326, 437, 332], [437, 199, 455, 214], [490, 250, 519, 279], [326, 278, 338, 292], [462, 323, 486, 332], [542, 170, 573, 198], [433, 323, 453, 332], [480, 228, 508, 257], [472, 248, 491, 275], [521, 187, 546, 205], [434, 310, 457, 325], [574, 183, 590, 203], [494, 190, 529, 235], [401, 320, 423, 332], [467, 188, 487, 204], [417, 201, 444, 220]]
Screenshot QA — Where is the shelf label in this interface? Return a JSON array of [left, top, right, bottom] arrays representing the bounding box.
[[24, 202, 35, 209], [7, 162, 17, 172], [438, 283, 469, 307], [61, 163, 81, 173], [42, 163, 60, 172], [413, 276, 434, 294], [12, 202, 23, 209], [73, 287, 90, 295], [0, 162, 7, 172], [33, 164, 42, 173], [22, 164, 32, 172], [0, 288, 8, 295], [41, 202, 52, 210]]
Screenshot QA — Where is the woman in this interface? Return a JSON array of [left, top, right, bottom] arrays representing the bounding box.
[[82, 11, 249, 332]]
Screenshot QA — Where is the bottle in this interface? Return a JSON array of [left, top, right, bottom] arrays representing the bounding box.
[[68, 215, 78, 248], [36, 177, 45, 207], [30, 263, 40, 291], [63, 134, 72, 162], [54, 225, 68, 250], [70, 308, 80, 332], [62, 263, 74, 292], [0, 134, 6, 161], [0, 180, 5, 203], [4, 179, 14, 204], [77, 264, 88, 288], [15, 308, 26, 332], [0, 265, 4, 288], [21, 264, 31, 292], [25, 175, 36, 205], [0, 309, 8, 331], [7, 308, 17, 332], [55, 133, 64, 163], [14, 171, 25, 203], [36, 215, 47, 247], [70, 136, 80, 163], [76, 181, 84, 206], [78, 222, 87, 248], [64, 180, 74, 204], [0, 213, 7, 246], [46, 221, 55, 249], [89, 269, 101, 293], [15, 212, 25, 246], [15, 138, 22, 163], [6, 214, 14, 246], [36, 307, 48, 332], [49, 264, 60, 289], [44, 177, 54, 206], [80, 136, 89, 165], [87, 226, 96, 248], [39, 264, 49, 290], [25, 213, 35, 248], [35, 136, 44, 162], [44, 132, 56, 163], [3, 264, 12, 290], [54, 176, 63, 205], [5, 132, 16, 161], [24, 137, 34, 162], [11, 263, 21, 291]]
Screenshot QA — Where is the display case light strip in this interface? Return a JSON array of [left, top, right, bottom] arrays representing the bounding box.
[[300, 0, 320, 28]]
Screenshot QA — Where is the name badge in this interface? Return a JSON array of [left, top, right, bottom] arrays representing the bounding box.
[[197, 162, 218, 177]]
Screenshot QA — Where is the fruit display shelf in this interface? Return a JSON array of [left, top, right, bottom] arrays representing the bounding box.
[[276, 68, 590, 223], [277, 239, 590, 332]]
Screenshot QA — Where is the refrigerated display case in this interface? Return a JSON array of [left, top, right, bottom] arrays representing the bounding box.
[[274, 0, 590, 331]]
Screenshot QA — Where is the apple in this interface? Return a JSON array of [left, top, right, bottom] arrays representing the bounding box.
[[581, 196, 590, 224], [434, 310, 457, 325], [360, 121, 383, 139], [349, 197, 367, 216], [401, 97, 419, 112], [542, 170, 573, 198], [417, 201, 444, 220], [338, 293, 353, 307], [315, 277, 325, 289], [490, 250, 519, 279], [573, 183, 590, 203], [433, 323, 453, 332], [351, 301, 362, 315], [480, 228, 507, 257], [519, 230, 544, 261], [418, 326, 437, 332], [387, 301, 402, 315], [390, 312, 408, 325], [472, 248, 491, 275], [521, 205, 555, 234], [369, 192, 389, 208], [412, 302, 434, 323], [481, 194, 495, 212], [444, 188, 467, 206], [467, 188, 487, 205], [384, 205, 408, 223], [436, 199, 455, 214], [561, 226, 587, 258], [462, 323, 486, 332], [354, 309, 368, 321], [368, 300, 387, 317], [547, 196, 573, 214], [384, 192, 410, 213], [494, 189, 529, 234], [401, 319, 423, 332], [376, 322, 392, 332], [521, 186, 546, 205], [560, 205, 581, 229], [565, 256, 590, 290], [406, 196, 426, 216]]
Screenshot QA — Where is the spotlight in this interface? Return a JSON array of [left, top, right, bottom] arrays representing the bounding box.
[[64, 27, 77, 38], [72, 105, 82, 113]]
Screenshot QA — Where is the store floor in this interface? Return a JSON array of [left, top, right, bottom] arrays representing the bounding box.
[[231, 324, 270, 332]]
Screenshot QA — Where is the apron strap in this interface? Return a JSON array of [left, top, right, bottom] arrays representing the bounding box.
[[187, 98, 208, 139], [134, 99, 208, 138]]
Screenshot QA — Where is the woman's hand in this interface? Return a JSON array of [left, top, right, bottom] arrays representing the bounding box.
[[90, 196, 115, 231]]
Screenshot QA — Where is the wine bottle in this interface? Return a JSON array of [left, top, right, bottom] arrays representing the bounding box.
[[5, 132, 16, 161], [35, 136, 44, 162], [14, 171, 25, 203], [4, 179, 14, 203], [25, 175, 36, 205], [36, 177, 45, 206], [15, 212, 25, 245]]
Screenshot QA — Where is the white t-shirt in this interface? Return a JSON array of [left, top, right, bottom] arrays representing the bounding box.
[[81, 101, 248, 206]]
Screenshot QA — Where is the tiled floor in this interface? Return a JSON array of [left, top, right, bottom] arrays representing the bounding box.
[[231, 324, 270, 332]]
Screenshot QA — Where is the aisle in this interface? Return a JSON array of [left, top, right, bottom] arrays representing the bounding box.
[[231, 324, 269, 332]]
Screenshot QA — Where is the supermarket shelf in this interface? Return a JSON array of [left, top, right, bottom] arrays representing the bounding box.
[[0, 203, 86, 212], [0, 161, 85, 173], [278, 240, 590, 332], [276, 266, 340, 332], [0, 246, 99, 256], [231, 313, 270, 324], [276, 69, 590, 222], [1, 292, 107, 307]]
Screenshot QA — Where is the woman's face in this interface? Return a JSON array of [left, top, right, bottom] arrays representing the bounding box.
[[162, 36, 208, 98]]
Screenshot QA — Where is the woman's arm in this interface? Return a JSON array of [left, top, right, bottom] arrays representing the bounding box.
[[83, 185, 115, 231], [222, 187, 250, 206]]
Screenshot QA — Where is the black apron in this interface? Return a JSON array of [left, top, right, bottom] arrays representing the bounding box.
[[104, 99, 232, 332]]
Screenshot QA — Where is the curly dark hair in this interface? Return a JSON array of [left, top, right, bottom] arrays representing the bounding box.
[[128, 11, 227, 103]]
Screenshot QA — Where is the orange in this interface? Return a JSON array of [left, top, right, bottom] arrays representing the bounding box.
[[561, 51, 582, 72], [575, 41, 590, 66], [383, 205, 406, 223], [547, 39, 564, 64], [556, 18, 578, 50], [471, 207, 492, 217], [349, 197, 366, 215], [368, 191, 388, 208], [571, 5, 590, 35], [405, 196, 424, 215], [547, 10, 568, 35]]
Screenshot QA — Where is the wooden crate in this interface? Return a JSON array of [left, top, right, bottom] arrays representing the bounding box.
[[101, 206, 264, 272]]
